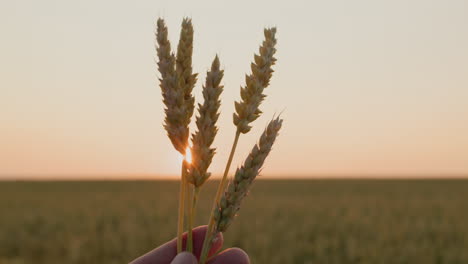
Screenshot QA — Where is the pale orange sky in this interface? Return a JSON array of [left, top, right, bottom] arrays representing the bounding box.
[[1, 0, 467, 179]]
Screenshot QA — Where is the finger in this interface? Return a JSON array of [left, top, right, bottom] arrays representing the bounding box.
[[207, 248, 250, 264], [191, 226, 224, 260], [171, 252, 198, 264], [129, 226, 224, 264]]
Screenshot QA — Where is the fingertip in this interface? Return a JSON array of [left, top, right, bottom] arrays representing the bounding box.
[[171, 252, 198, 264], [208, 247, 250, 264], [192, 226, 224, 259]]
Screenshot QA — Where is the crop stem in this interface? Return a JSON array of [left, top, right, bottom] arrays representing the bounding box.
[[177, 162, 187, 253], [187, 186, 200, 252], [199, 130, 241, 263]]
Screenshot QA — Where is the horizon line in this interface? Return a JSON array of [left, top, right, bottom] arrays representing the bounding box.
[[1, 174, 468, 181]]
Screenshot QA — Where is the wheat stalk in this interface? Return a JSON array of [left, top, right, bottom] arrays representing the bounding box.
[[174, 18, 198, 253], [186, 55, 224, 252], [199, 118, 282, 263], [156, 18, 196, 253]]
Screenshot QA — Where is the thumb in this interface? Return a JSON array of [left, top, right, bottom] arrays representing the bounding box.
[[171, 252, 198, 264]]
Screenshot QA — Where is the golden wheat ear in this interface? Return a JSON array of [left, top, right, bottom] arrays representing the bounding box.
[[187, 55, 224, 187], [233, 27, 278, 134], [214, 117, 283, 233], [176, 18, 197, 132], [156, 18, 189, 155]]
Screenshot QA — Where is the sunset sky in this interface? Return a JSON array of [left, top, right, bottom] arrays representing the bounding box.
[[1, 0, 467, 179]]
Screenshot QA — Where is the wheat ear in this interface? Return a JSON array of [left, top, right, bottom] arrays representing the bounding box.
[[187, 55, 224, 187], [233, 28, 277, 134], [176, 18, 197, 127], [215, 117, 282, 232], [157, 18, 190, 155], [156, 18, 196, 253]]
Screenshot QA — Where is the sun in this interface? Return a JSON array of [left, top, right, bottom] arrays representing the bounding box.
[[184, 146, 192, 164], [176, 146, 192, 166]]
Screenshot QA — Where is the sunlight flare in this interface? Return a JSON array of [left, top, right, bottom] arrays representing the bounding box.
[[184, 146, 192, 164]]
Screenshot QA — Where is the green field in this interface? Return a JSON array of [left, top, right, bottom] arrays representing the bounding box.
[[1, 180, 467, 264]]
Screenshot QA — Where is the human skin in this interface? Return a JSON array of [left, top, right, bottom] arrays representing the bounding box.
[[129, 225, 250, 264]]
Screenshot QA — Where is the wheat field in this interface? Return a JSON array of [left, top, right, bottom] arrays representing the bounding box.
[[1, 179, 467, 264]]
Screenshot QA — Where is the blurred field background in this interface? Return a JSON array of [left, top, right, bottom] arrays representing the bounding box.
[[1, 179, 468, 264]]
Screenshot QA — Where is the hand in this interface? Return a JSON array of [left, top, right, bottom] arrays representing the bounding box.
[[129, 225, 250, 264]]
